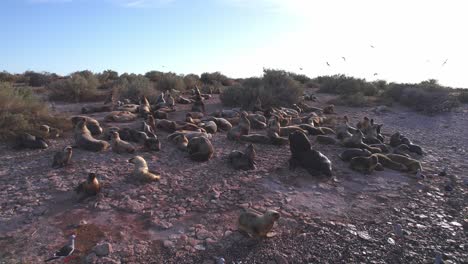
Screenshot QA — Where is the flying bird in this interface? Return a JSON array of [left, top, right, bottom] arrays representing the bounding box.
[[373, 73, 378, 76], [326, 62, 330, 66], [342, 57, 346, 61], [442, 59, 448, 66], [299, 67, 303, 71], [370, 45, 375, 48], [45, 234, 76, 262]]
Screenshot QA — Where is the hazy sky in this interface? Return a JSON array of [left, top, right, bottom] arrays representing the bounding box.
[[1, 0, 466, 87]]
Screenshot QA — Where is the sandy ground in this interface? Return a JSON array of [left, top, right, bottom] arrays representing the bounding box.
[[0, 92, 466, 264]]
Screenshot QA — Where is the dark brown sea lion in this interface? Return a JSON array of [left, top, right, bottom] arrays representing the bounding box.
[[187, 136, 214, 162], [228, 144, 256, 170], [52, 146, 73, 168], [238, 209, 280, 238], [289, 131, 332, 177]]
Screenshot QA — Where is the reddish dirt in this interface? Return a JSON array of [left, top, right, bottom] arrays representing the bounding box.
[[0, 92, 466, 264]]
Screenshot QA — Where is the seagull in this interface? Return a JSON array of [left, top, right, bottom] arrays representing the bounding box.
[[442, 59, 448, 66], [299, 67, 303, 71], [342, 57, 346, 61], [326, 62, 330, 66], [45, 234, 76, 262], [370, 45, 375, 48], [373, 73, 378, 76]]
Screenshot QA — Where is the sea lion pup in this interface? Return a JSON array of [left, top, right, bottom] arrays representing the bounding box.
[[200, 121, 217, 134], [238, 209, 280, 238], [74, 120, 110, 152], [400, 136, 424, 155], [81, 105, 112, 114], [191, 96, 206, 113], [386, 154, 423, 174], [142, 133, 161, 151], [240, 134, 271, 144], [14, 133, 49, 149], [104, 111, 138, 123], [372, 153, 408, 171], [247, 114, 267, 129], [350, 155, 379, 174], [110, 131, 135, 154], [187, 136, 214, 162], [52, 146, 73, 168], [299, 124, 325, 136], [289, 131, 333, 177], [155, 119, 177, 132], [228, 144, 257, 170], [139, 96, 151, 117], [71, 116, 103, 135], [356, 116, 371, 131], [75, 172, 101, 198], [323, 104, 336, 114], [279, 126, 308, 137], [172, 134, 188, 151], [339, 148, 371, 161], [316, 135, 337, 145], [39, 125, 60, 138], [227, 111, 251, 141], [128, 156, 161, 181]]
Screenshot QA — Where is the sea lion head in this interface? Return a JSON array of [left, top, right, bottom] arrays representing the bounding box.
[[289, 131, 311, 154], [264, 210, 280, 221], [87, 172, 97, 182]]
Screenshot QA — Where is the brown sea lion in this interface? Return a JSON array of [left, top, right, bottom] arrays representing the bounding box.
[[142, 133, 161, 152], [341, 130, 381, 153], [75, 172, 101, 198], [110, 131, 135, 154], [139, 96, 151, 117], [81, 105, 112, 114], [323, 104, 335, 114], [316, 135, 337, 145], [168, 131, 212, 141], [299, 124, 325, 136], [187, 136, 214, 162], [74, 120, 110, 152], [172, 134, 188, 151], [386, 154, 423, 174], [339, 148, 371, 161], [200, 121, 217, 134], [52, 146, 73, 168], [289, 131, 333, 177], [39, 125, 60, 138], [14, 133, 49, 150], [71, 116, 103, 135], [240, 134, 271, 144], [373, 153, 408, 171], [104, 111, 138, 123], [191, 96, 205, 113], [205, 117, 232, 131], [350, 155, 379, 174], [238, 209, 280, 238], [227, 111, 250, 140], [279, 126, 308, 137], [228, 144, 256, 170], [128, 156, 160, 181], [155, 119, 177, 132]]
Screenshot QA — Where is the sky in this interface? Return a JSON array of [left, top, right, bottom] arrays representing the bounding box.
[[0, 0, 467, 87]]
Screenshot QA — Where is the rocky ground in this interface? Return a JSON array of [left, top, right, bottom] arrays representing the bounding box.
[[0, 92, 467, 264]]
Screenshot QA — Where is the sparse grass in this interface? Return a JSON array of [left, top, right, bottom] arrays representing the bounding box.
[[220, 69, 303, 108], [0, 82, 70, 141]]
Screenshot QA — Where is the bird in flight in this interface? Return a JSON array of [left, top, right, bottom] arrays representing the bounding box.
[[442, 59, 448, 66], [299, 67, 303, 71], [45, 234, 76, 262], [341, 57, 346, 61], [370, 45, 375, 48], [373, 73, 378, 76], [326, 62, 330, 66]]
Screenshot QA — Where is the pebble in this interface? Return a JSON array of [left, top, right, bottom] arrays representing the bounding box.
[[163, 240, 175, 248], [93, 242, 112, 257]]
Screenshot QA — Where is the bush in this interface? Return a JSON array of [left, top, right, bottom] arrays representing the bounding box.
[[330, 92, 370, 107], [156, 72, 186, 92], [0, 83, 70, 141], [316, 75, 378, 96], [289, 73, 311, 85], [220, 69, 303, 108], [458, 91, 468, 104], [24, 71, 56, 87], [200, 72, 231, 86], [145, 71, 164, 82], [48, 72, 101, 102], [0, 71, 17, 83], [115, 75, 157, 102]]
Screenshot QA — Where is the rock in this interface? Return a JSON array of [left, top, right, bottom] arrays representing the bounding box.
[[357, 231, 372, 241], [86, 252, 99, 264], [214, 257, 225, 264], [93, 243, 112, 257], [274, 253, 289, 264], [387, 237, 395, 245], [444, 184, 453, 192], [197, 229, 214, 240], [449, 221, 462, 227], [100, 257, 120, 264], [194, 244, 206, 251], [163, 240, 175, 248]]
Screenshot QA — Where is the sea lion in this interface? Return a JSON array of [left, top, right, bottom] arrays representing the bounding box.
[[74, 120, 110, 152], [350, 155, 379, 174], [323, 104, 335, 114], [117, 104, 139, 113], [146, 115, 157, 132], [168, 131, 212, 141], [393, 144, 411, 157], [390, 132, 423, 155], [341, 130, 381, 153], [239, 134, 271, 144], [165, 93, 175, 107], [200, 121, 217, 134], [176, 122, 204, 132], [299, 124, 325, 136], [176, 96, 193, 104], [317, 127, 336, 135], [71, 116, 103, 135], [172, 134, 188, 151], [191, 96, 205, 113], [39, 125, 60, 138], [289, 131, 332, 177], [205, 117, 232, 131], [268, 132, 289, 145], [221, 109, 240, 118], [128, 156, 161, 181], [142, 133, 161, 151], [110, 131, 135, 154], [52, 146, 73, 168], [228, 144, 256, 170], [316, 135, 337, 145], [155, 119, 177, 132], [238, 209, 280, 238], [373, 153, 408, 171], [356, 117, 371, 131], [139, 96, 151, 118], [75, 172, 101, 197], [386, 154, 423, 174], [153, 110, 168, 119], [187, 112, 204, 119], [104, 111, 138, 123], [227, 111, 250, 140], [187, 136, 214, 162], [81, 105, 112, 114], [142, 121, 154, 136], [370, 144, 390, 153], [339, 148, 371, 161], [279, 126, 308, 137], [390, 132, 402, 147], [14, 133, 49, 149]]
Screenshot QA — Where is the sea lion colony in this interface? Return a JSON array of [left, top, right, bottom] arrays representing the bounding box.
[[15, 88, 426, 249]]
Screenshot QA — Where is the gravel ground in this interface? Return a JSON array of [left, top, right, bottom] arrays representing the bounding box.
[[0, 92, 466, 264]]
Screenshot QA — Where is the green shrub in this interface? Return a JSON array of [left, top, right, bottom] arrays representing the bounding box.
[[316, 75, 378, 96], [220, 69, 303, 108], [0, 83, 70, 140], [115, 75, 157, 102], [289, 73, 311, 85], [0, 71, 17, 83], [48, 72, 101, 102], [156, 72, 186, 92], [145, 71, 164, 82], [201, 72, 230, 85], [458, 91, 468, 104], [331, 92, 370, 107], [183, 74, 201, 90]]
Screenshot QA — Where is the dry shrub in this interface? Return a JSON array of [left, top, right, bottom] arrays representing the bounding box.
[[48, 71, 103, 102], [0, 83, 70, 141]]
